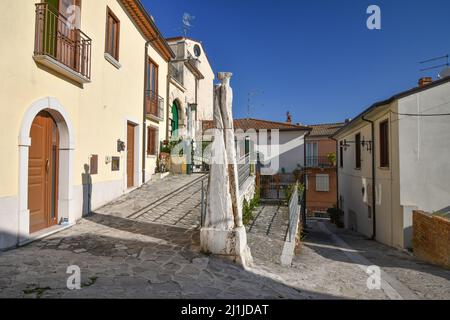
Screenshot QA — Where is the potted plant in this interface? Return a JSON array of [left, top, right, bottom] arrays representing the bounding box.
[[327, 152, 336, 166]]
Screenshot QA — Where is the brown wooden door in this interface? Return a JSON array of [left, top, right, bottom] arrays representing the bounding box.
[[127, 122, 135, 188], [28, 111, 59, 233]]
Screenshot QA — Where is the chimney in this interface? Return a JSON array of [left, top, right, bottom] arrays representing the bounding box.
[[418, 77, 433, 87], [286, 111, 292, 124]]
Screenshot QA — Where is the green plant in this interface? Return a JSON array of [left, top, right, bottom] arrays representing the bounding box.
[[327, 152, 337, 166], [242, 187, 261, 226], [242, 199, 253, 226], [284, 183, 305, 202]]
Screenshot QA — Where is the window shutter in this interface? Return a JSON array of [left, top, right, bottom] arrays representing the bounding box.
[[380, 120, 389, 167], [147, 127, 158, 156], [90, 154, 98, 175], [316, 174, 329, 192], [355, 133, 361, 169]]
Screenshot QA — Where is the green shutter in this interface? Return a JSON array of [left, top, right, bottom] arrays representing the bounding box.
[[171, 103, 179, 137]]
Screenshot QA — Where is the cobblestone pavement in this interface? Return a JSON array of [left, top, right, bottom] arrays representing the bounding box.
[[328, 221, 450, 300], [0, 176, 448, 299], [246, 204, 289, 265], [247, 218, 450, 300], [0, 214, 331, 299], [97, 174, 206, 229]]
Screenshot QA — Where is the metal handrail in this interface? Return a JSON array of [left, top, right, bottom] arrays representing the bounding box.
[[305, 156, 334, 168]]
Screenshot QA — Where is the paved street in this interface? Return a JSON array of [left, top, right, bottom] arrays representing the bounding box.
[[246, 204, 290, 265], [0, 175, 449, 299]]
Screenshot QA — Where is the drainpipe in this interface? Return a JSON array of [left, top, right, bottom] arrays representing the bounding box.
[[142, 39, 163, 184], [330, 136, 339, 209], [166, 65, 170, 140], [362, 115, 376, 240], [142, 41, 151, 184], [302, 130, 309, 229]]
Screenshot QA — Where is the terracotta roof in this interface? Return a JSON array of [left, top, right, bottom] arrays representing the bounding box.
[[307, 122, 346, 137], [119, 0, 175, 61], [202, 118, 311, 132]]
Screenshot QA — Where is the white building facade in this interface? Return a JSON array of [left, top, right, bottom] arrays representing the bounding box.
[[334, 77, 450, 249], [166, 37, 215, 141]]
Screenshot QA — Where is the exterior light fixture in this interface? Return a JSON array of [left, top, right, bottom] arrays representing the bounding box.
[[117, 139, 126, 152]]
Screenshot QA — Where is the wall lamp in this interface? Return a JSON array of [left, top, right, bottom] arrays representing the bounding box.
[[340, 139, 373, 152]]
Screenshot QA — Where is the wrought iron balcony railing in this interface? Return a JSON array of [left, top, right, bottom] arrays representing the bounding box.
[[145, 90, 164, 121], [305, 156, 335, 168], [34, 3, 92, 82]]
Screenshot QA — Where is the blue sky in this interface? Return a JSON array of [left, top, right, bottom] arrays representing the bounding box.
[[142, 0, 450, 125]]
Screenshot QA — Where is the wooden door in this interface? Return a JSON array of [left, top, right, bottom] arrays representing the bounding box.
[[127, 122, 135, 188], [28, 111, 59, 233]]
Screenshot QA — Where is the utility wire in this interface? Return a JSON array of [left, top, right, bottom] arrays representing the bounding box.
[[391, 111, 450, 117]]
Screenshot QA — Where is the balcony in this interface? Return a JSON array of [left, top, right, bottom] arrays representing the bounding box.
[[145, 90, 164, 121], [169, 62, 184, 86], [34, 3, 92, 84], [305, 156, 335, 168]]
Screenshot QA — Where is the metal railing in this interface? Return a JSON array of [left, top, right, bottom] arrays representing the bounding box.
[[238, 154, 251, 189], [259, 174, 297, 200], [305, 156, 334, 168], [145, 90, 164, 120], [169, 62, 184, 86], [34, 3, 92, 80]]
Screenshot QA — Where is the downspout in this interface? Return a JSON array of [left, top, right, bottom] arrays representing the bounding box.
[[330, 136, 339, 209], [166, 66, 170, 140], [362, 115, 376, 240], [302, 130, 310, 229], [142, 39, 159, 184]]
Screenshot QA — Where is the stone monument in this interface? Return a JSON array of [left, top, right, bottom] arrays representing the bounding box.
[[200, 72, 253, 267]]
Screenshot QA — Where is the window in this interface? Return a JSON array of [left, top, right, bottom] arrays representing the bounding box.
[[306, 142, 318, 166], [145, 59, 159, 116], [89, 154, 98, 175], [379, 120, 389, 167], [58, 0, 82, 28], [339, 144, 344, 168], [316, 174, 329, 192], [105, 8, 120, 61], [147, 127, 158, 156], [355, 133, 361, 169]]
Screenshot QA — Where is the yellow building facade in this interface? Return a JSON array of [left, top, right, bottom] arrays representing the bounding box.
[[0, 0, 173, 249]]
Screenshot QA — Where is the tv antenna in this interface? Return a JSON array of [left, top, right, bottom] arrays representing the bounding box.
[[182, 13, 195, 37], [419, 54, 449, 72], [247, 90, 264, 120]]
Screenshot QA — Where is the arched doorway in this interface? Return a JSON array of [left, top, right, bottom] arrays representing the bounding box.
[[19, 97, 75, 240], [171, 101, 179, 138], [28, 111, 60, 233]]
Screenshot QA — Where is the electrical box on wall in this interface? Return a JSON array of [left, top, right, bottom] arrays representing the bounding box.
[[105, 156, 112, 164]]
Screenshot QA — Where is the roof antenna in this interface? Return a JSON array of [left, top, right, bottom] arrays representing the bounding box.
[[182, 13, 195, 37], [247, 90, 264, 120]]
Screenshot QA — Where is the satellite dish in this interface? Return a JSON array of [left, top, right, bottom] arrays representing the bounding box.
[[193, 44, 202, 57], [438, 67, 450, 79]]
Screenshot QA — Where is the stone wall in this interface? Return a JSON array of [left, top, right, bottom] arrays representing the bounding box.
[[413, 210, 450, 269]]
